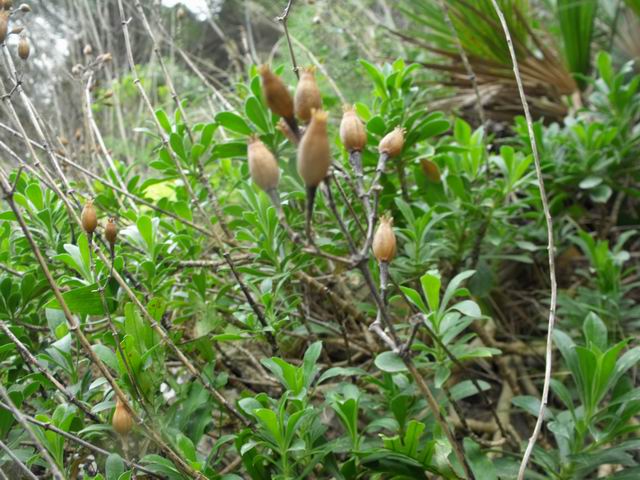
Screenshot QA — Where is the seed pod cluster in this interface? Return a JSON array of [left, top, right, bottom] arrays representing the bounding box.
[[294, 66, 322, 123], [297, 109, 331, 188], [81, 200, 97, 235], [112, 397, 133, 436], [17, 35, 29, 60], [372, 215, 396, 263], [247, 136, 280, 192], [340, 104, 366, 152], [378, 127, 405, 158]]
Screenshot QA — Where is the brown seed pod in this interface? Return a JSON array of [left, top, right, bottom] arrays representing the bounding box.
[[372, 214, 396, 262], [81, 200, 97, 235], [112, 397, 133, 436], [294, 66, 322, 123], [420, 158, 441, 183], [18, 3, 30, 12], [259, 64, 294, 120], [297, 109, 330, 187], [0, 12, 8, 43], [10, 26, 23, 35], [247, 136, 280, 192], [17, 35, 29, 60], [378, 127, 406, 158], [1, 0, 12, 10], [340, 104, 366, 152], [105, 217, 117, 246]]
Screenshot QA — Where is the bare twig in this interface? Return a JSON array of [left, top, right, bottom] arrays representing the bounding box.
[[0, 383, 64, 480], [277, 0, 299, 78], [489, 2, 557, 477]]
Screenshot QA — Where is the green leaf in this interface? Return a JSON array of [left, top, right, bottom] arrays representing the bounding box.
[[106, 453, 125, 480], [93, 344, 118, 372], [441, 270, 475, 310], [245, 97, 270, 133], [215, 112, 252, 135], [420, 270, 441, 313], [44, 284, 104, 315], [176, 433, 197, 462], [464, 438, 497, 480], [212, 142, 247, 158], [583, 312, 607, 350], [155, 109, 172, 134], [169, 133, 186, 161], [375, 351, 407, 373], [451, 300, 481, 318]]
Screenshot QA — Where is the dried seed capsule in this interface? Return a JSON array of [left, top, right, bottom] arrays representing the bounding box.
[[10, 26, 24, 35], [0, 12, 8, 43], [372, 215, 396, 262], [83, 44, 92, 56], [259, 64, 294, 120], [105, 217, 117, 246], [378, 127, 405, 158], [340, 104, 366, 152], [112, 397, 133, 436], [17, 35, 29, 60], [81, 200, 97, 234], [247, 136, 280, 192], [297, 109, 330, 187], [18, 3, 30, 12], [294, 66, 322, 123], [420, 158, 441, 183]]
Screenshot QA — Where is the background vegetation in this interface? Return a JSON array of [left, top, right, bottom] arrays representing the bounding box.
[[0, 0, 639, 479]]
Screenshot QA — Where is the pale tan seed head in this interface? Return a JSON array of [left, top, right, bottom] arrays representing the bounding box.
[[372, 214, 396, 262], [259, 64, 294, 120], [294, 66, 322, 123], [297, 109, 330, 187], [105, 217, 117, 246], [340, 104, 367, 152], [17, 35, 29, 60], [378, 127, 406, 158], [0, 12, 8, 43], [247, 136, 280, 192], [81, 199, 97, 234], [112, 397, 133, 436]]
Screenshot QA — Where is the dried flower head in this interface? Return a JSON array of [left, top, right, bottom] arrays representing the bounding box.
[[340, 104, 366, 152], [81, 199, 97, 235], [247, 136, 280, 192], [378, 127, 405, 158], [259, 64, 294, 120], [297, 109, 330, 187], [17, 35, 29, 60], [294, 66, 322, 123], [105, 217, 118, 247], [372, 214, 396, 262], [83, 44, 93, 56], [0, 12, 8, 43], [112, 397, 133, 436]]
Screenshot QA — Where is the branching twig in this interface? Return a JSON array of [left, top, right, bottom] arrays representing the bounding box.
[[489, 2, 557, 477]]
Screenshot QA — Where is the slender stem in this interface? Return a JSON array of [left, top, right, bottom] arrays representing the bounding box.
[[0, 438, 39, 480], [489, 2, 558, 477], [0, 400, 161, 479], [277, 0, 299, 79], [0, 383, 64, 480], [403, 361, 472, 479]]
